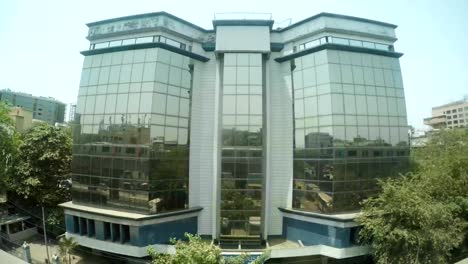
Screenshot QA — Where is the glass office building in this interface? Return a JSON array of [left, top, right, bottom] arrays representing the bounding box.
[[61, 12, 409, 261], [0, 89, 66, 124]]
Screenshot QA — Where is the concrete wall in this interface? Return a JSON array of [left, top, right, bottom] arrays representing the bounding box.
[[188, 53, 219, 237], [215, 26, 270, 52], [87, 14, 211, 43], [275, 16, 396, 44], [264, 54, 294, 236]]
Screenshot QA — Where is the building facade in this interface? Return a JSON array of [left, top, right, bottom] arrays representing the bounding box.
[[7, 107, 34, 133], [0, 89, 66, 125], [424, 96, 468, 129], [61, 12, 409, 261]]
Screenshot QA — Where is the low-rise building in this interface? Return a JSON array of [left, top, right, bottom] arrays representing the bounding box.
[[424, 96, 468, 129], [8, 107, 34, 133]]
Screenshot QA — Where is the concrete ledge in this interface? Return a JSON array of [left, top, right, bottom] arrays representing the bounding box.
[[270, 244, 370, 259], [275, 43, 403, 62], [67, 232, 175, 258], [80, 42, 210, 62], [61, 202, 202, 226], [279, 207, 361, 228]]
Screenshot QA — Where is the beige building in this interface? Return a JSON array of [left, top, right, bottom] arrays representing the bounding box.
[[424, 97, 468, 129], [8, 107, 34, 133]]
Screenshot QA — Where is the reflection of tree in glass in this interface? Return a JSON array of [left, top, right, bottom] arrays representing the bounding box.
[[223, 128, 263, 146]]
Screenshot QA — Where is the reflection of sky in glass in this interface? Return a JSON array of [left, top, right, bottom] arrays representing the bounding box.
[[292, 50, 409, 214]]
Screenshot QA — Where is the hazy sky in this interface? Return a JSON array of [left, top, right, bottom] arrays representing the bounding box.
[[1, 0, 467, 128]]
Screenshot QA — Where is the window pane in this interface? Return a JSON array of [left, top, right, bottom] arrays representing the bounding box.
[[237, 67, 249, 85], [152, 93, 166, 114], [128, 93, 140, 113], [105, 94, 116, 113], [122, 38, 136, 45], [166, 96, 179, 116], [119, 64, 132, 83], [237, 95, 249, 114], [250, 96, 262, 115], [116, 94, 128, 113], [155, 63, 169, 83], [180, 98, 190, 117], [136, 37, 153, 44], [85, 96, 96, 114], [249, 67, 262, 85], [223, 95, 236, 114], [95, 95, 106, 114]]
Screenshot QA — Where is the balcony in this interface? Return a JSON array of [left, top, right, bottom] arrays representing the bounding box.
[[424, 115, 446, 128]]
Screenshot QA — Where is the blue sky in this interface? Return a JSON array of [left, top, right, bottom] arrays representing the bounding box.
[[1, 0, 467, 129]]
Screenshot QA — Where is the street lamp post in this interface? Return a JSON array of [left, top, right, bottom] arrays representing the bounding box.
[[42, 206, 50, 263]]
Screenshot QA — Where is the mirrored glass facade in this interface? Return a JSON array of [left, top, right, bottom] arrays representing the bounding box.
[[66, 12, 411, 260], [292, 50, 409, 213], [72, 48, 192, 214], [220, 53, 264, 239]]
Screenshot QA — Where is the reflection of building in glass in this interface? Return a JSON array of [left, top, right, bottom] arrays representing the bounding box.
[[0, 89, 66, 125], [61, 12, 409, 262], [68, 103, 77, 123]]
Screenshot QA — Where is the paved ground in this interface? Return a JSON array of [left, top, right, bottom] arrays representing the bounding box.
[[5, 235, 113, 264], [0, 249, 28, 264]]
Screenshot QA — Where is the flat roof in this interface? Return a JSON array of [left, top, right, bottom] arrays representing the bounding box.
[[60, 201, 202, 221], [432, 98, 468, 110], [0, 89, 66, 105], [86, 11, 212, 33], [274, 12, 397, 32], [86, 11, 397, 33], [0, 214, 31, 225]]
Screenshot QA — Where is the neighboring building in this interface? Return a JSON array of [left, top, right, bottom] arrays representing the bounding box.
[[0, 89, 66, 125], [424, 96, 468, 129], [61, 12, 409, 262], [8, 107, 34, 133], [68, 103, 77, 122], [0, 213, 38, 245]]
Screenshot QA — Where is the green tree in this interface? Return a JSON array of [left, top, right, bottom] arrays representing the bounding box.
[[0, 102, 20, 198], [358, 129, 468, 264], [58, 236, 79, 264], [6, 122, 72, 206], [148, 233, 267, 264]]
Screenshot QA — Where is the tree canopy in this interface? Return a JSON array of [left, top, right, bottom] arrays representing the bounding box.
[[6, 122, 72, 206], [358, 129, 468, 264], [58, 236, 79, 264], [148, 233, 268, 264], [0, 102, 20, 188]]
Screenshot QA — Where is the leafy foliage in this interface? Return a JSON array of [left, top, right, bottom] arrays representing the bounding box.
[[148, 233, 267, 264], [6, 122, 72, 206], [0, 102, 20, 190], [58, 236, 79, 264], [358, 129, 468, 264]]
